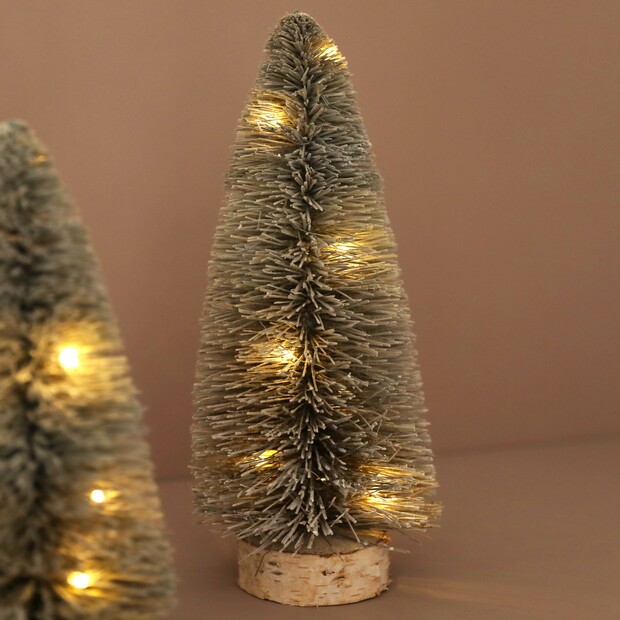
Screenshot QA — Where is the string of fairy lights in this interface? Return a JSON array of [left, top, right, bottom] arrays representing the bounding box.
[[25, 151, 107, 592], [233, 37, 421, 520], [54, 344, 108, 592]]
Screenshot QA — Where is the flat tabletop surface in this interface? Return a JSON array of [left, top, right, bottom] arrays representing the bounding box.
[[160, 438, 620, 619]]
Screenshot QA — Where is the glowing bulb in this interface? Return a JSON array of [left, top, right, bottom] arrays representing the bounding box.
[[323, 237, 360, 258], [255, 449, 278, 470], [332, 242, 356, 254], [30, 153, 47, 165], [89, 489, 107, 504], [324, 241, 363, 270], [259, 450, 278, 460], [259, 107, 287, 129], [248, 94, 290, 131], [271, 344, 296, 365], [58, 346, 80, 371], [318, 42, 345, 63], [366, 491, 397, 507], [67, 571, 92, 590]]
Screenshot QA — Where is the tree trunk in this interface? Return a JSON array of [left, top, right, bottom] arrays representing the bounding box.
[[237, 536, 390, 606]]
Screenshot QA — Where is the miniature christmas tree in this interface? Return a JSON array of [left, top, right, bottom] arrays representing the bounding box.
[[0, 121, 174, 619], [192, 12, 440, 605]]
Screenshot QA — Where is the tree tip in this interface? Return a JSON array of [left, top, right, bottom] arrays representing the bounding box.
[[0, 120, 48, 178], [0, 119, 32, 140], [279, 11, 319, 25], [272, 11, 326, 39]]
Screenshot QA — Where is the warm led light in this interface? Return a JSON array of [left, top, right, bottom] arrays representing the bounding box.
[[255, 449, 278, 470], [331, 242, 357, 254], [67, 571, 92, 590], [30, 153, 47, 165], [89, 489, 107, 504], [318, 42, 345, 63], [366, 491, 398, 507], [361, 464, 424, 479], [324, 241, 363, 268], [323, 237, 360, 257], [258, 450, 278, 460], [58, 346, 80, 371], [270, 344, 297, 365], [259, 107, 287, 129], [248, 97, 290, 131]]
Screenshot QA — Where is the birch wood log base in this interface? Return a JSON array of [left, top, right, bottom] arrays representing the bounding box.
[[237, 536, 391, 606]]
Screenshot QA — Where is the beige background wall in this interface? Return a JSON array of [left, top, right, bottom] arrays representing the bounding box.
[[1, 1, 618, 479]]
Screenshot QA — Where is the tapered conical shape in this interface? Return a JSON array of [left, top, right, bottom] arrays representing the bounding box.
[[0, 121, 174, 619], [192, 12, 440, 552]]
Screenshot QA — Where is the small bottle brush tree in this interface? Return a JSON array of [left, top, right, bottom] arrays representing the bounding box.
[[192, 13, 440, 606], [0, 121, 174, 619]]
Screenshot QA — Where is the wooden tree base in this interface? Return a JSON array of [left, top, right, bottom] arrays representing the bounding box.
[[237, 535, 390, 606]]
